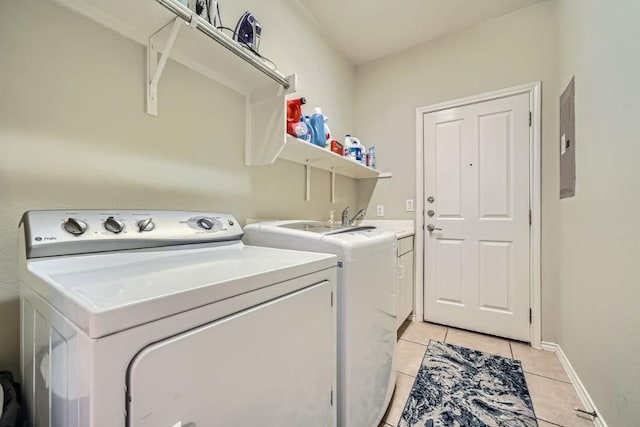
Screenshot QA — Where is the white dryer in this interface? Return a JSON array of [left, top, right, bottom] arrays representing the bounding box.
[[243, 221, 398, 427], [18, 210, 338, 427]]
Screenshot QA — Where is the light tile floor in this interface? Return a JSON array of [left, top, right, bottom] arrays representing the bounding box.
[[379, 321, 596, 427]]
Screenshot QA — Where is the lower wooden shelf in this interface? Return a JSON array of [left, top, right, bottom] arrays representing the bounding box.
[[279, 135, 391, 179]]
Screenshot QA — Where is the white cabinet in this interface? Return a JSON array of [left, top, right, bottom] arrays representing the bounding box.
[[397, 235, 415, 328]]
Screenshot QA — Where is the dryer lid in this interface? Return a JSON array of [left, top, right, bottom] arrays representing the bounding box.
[[23, 243, 335, 338]]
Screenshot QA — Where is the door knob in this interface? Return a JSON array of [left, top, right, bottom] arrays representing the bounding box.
[[426, 224, 442, 232]]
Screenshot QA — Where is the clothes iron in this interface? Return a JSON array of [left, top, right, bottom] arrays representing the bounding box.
[[234, 11, 262, 52]]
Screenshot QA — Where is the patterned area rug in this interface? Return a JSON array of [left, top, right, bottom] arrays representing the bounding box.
[[398, 341, 537, 427]]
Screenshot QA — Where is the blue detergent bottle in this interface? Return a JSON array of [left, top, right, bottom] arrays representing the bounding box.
[[302, 114, 313, 142], [309, 107, 326, 147]]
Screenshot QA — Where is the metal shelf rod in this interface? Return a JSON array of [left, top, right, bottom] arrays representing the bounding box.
[[155, 0, 291, 90]]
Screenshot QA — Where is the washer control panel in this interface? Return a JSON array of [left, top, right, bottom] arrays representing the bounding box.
[[21, 210, 243, 258]]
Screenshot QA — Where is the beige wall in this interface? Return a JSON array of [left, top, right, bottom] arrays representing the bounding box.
[[0, 0, 356, 375], [556, 0, 640, 423], [354, 1, 561, 341]]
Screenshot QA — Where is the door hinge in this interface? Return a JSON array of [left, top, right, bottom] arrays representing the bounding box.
[[529, 308, 532, 324], [330, 389, 333, 405], [330, 291, 333, 307], [529, 210, 532, 226], [529, 112, 532, 126]]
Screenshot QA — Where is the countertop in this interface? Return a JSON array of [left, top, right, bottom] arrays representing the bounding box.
[[358, 220, 415, 239]]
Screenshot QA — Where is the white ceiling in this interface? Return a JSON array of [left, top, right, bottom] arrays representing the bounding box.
[[297, 0, 545, 64]]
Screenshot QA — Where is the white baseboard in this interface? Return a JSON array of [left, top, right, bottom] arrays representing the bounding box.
[[540, 341, 608, 427]]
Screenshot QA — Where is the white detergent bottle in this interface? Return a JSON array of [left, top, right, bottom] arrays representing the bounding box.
[[344, 134, 360, 148], [356, 140, 366, 165], [323, 116, 332, 148], [344, 135, 364, 161]]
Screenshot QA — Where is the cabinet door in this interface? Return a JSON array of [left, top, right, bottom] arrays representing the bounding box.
[[398, 251, 415, 326], [127, 281, 335, 427], [397, 236, 414, 257]]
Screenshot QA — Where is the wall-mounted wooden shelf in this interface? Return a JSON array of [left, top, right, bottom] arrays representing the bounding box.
[[279, 136, 392, 201], [50, 0, 391, 201], [280, 136, 389, 179], [53, 0, 293, 97]]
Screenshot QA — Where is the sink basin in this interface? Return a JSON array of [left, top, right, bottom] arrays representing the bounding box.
[[279, 222, 376, 235], [325, 225, 376, 235]]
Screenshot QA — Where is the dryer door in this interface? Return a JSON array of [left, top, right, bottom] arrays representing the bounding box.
[[127, 281, 335, 427]]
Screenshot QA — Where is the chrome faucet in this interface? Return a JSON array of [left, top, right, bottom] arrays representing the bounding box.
[[341, 207, 366, 226], [341, 207, 350, 226], [349, 208, 366, 225]]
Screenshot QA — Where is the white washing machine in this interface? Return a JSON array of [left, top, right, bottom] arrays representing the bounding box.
[[18, 210, 338, 427], [243, 221, 397, 427]]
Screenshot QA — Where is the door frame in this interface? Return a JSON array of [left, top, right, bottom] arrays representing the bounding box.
[[414, 82, 542, 347]]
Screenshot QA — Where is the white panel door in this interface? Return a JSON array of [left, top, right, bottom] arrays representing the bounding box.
[[423, 93, 531, 341]]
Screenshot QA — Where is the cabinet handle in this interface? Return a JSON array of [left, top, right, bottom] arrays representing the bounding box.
[[398, 264, 406, 280]]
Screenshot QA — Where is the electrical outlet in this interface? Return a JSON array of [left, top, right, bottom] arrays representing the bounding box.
[[405, 199, 414, 212], [376, 204, 384, 217]]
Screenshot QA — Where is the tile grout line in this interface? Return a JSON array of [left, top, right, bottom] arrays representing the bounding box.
[[525, 370, 573, 385], [443, 327, 449, 342], [536, 416, 565, 426], [395, 370, 417, 380], [399, 337, 438, 347], [509, 341, 514, 359]]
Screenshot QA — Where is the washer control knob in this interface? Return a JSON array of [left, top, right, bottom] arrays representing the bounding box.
[[63, 218, 88, 236], [104, 216, 125, 234], [196, 217, 214, 230], [137, 218, 155, 232]]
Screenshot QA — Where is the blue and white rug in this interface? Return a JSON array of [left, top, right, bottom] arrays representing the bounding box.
[[398, 341, 537, 427]]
